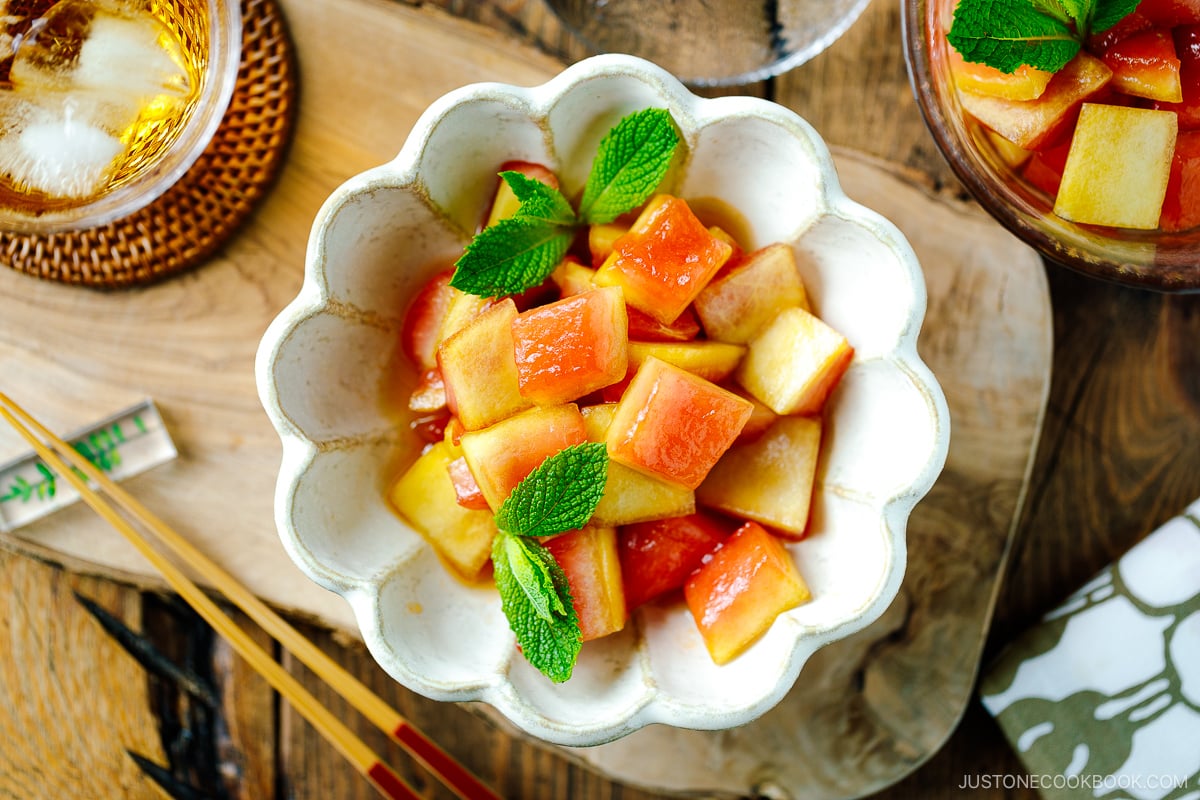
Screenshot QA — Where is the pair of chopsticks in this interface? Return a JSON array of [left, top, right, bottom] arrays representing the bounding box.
[[0, 392, 501, 800]]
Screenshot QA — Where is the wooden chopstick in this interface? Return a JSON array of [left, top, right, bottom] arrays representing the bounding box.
[[0, 391, 499, 800], [0, 392, 501, 800]]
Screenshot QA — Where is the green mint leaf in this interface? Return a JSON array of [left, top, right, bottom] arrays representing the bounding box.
[[578, 108, 679, 224], [450, 109, 683, 296], [492, 530, 581, 683], [494, 442, 608, 539], [1029, 0, 1080, 27], [500, 171, 576, 226], [503, 532, 570, 622], [1090, 0, 1141, 33], [489, 442, 607, 681], [450, 217, 574, 298], [947, 0, 1081, 74]]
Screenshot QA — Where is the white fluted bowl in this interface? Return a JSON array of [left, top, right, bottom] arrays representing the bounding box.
[[256, 54, 950, 747]]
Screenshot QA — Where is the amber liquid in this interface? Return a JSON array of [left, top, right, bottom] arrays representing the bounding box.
[[0, 0, 207, 217], [689, 195, 755, 250]]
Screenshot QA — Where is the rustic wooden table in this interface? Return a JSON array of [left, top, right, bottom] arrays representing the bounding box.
[[2, 1, 1199, 798]]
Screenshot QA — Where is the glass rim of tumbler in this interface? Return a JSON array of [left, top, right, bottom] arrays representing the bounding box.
[[0, 0, 243, 236]]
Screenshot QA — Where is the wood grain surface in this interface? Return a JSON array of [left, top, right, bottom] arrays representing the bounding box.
[[0, 554, 163, 797], [1, 0, 1198, 798]]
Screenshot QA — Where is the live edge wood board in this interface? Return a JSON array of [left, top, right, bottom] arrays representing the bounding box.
[[0, 0, 1051, 797]]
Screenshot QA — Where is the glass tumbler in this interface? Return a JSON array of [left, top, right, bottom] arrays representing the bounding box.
[[0, 0, 242, 234]]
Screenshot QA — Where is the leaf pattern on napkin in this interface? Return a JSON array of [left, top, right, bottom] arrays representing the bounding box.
[[980, 502, 1200, 800]]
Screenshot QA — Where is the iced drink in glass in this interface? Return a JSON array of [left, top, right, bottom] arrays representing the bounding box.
[[0, 0, 240, 233]]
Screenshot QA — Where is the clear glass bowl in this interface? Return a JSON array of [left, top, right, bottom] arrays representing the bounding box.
[[902, 0, 1200, 292], [545, 0, 873, 87]]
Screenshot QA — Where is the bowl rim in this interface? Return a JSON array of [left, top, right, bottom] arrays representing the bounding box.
[[256, 53, 951, 746], [901, 0, 1200, 294]]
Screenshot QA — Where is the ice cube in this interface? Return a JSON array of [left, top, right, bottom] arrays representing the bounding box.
[[10, 1, 190, 124], [0, 92, 37, 138], [7, 0, 94, 93], [54, 83, 155, 138], [9, 1, 192, 138], [0, 112, 122, 198], [73, 7, 190, 101], [0, 30, 15, 64]]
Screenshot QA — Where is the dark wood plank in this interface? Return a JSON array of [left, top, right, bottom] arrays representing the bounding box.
[[0, 549, 163, 799], [275, 622, 670, 800], [211, 613, 278, 799], [995, 266, 1200, 645], [864, 269, 1200, 800]]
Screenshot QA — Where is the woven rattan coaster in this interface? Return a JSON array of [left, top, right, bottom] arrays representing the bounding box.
[[0, 0, 296, 289]]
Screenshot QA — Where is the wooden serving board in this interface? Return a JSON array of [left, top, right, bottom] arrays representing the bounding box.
[[0, 0, 1051, 797]]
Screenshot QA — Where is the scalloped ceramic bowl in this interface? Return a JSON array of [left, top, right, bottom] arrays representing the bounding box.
[[256, 54, 950, 747]]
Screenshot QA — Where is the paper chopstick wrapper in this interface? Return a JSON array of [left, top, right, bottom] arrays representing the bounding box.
[[979, 498, 1200, 800], [0, 399, 177, 533]]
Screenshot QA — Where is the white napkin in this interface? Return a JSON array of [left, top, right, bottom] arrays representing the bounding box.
[[979, 498, 1200, 800]]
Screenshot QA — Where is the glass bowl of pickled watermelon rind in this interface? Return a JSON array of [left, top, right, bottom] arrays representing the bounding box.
[[256, 53, 950, 747], [904, 0, 1200, 292]]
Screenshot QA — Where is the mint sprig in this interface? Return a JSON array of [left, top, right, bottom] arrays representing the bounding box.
[[578, 108, 680, 224], [491, 442, 609, 682], [450, 108, 680, 298], [495, 442, 609, 537], [452, 217, 574, 298], [499, 170, 576, 226], [947, 0, 1140, 74], [492, 532, 581, 683]]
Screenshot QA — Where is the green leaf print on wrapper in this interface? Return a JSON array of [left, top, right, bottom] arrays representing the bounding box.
[[979, 504, 1200, 800], [1, 424, 130, 506]]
